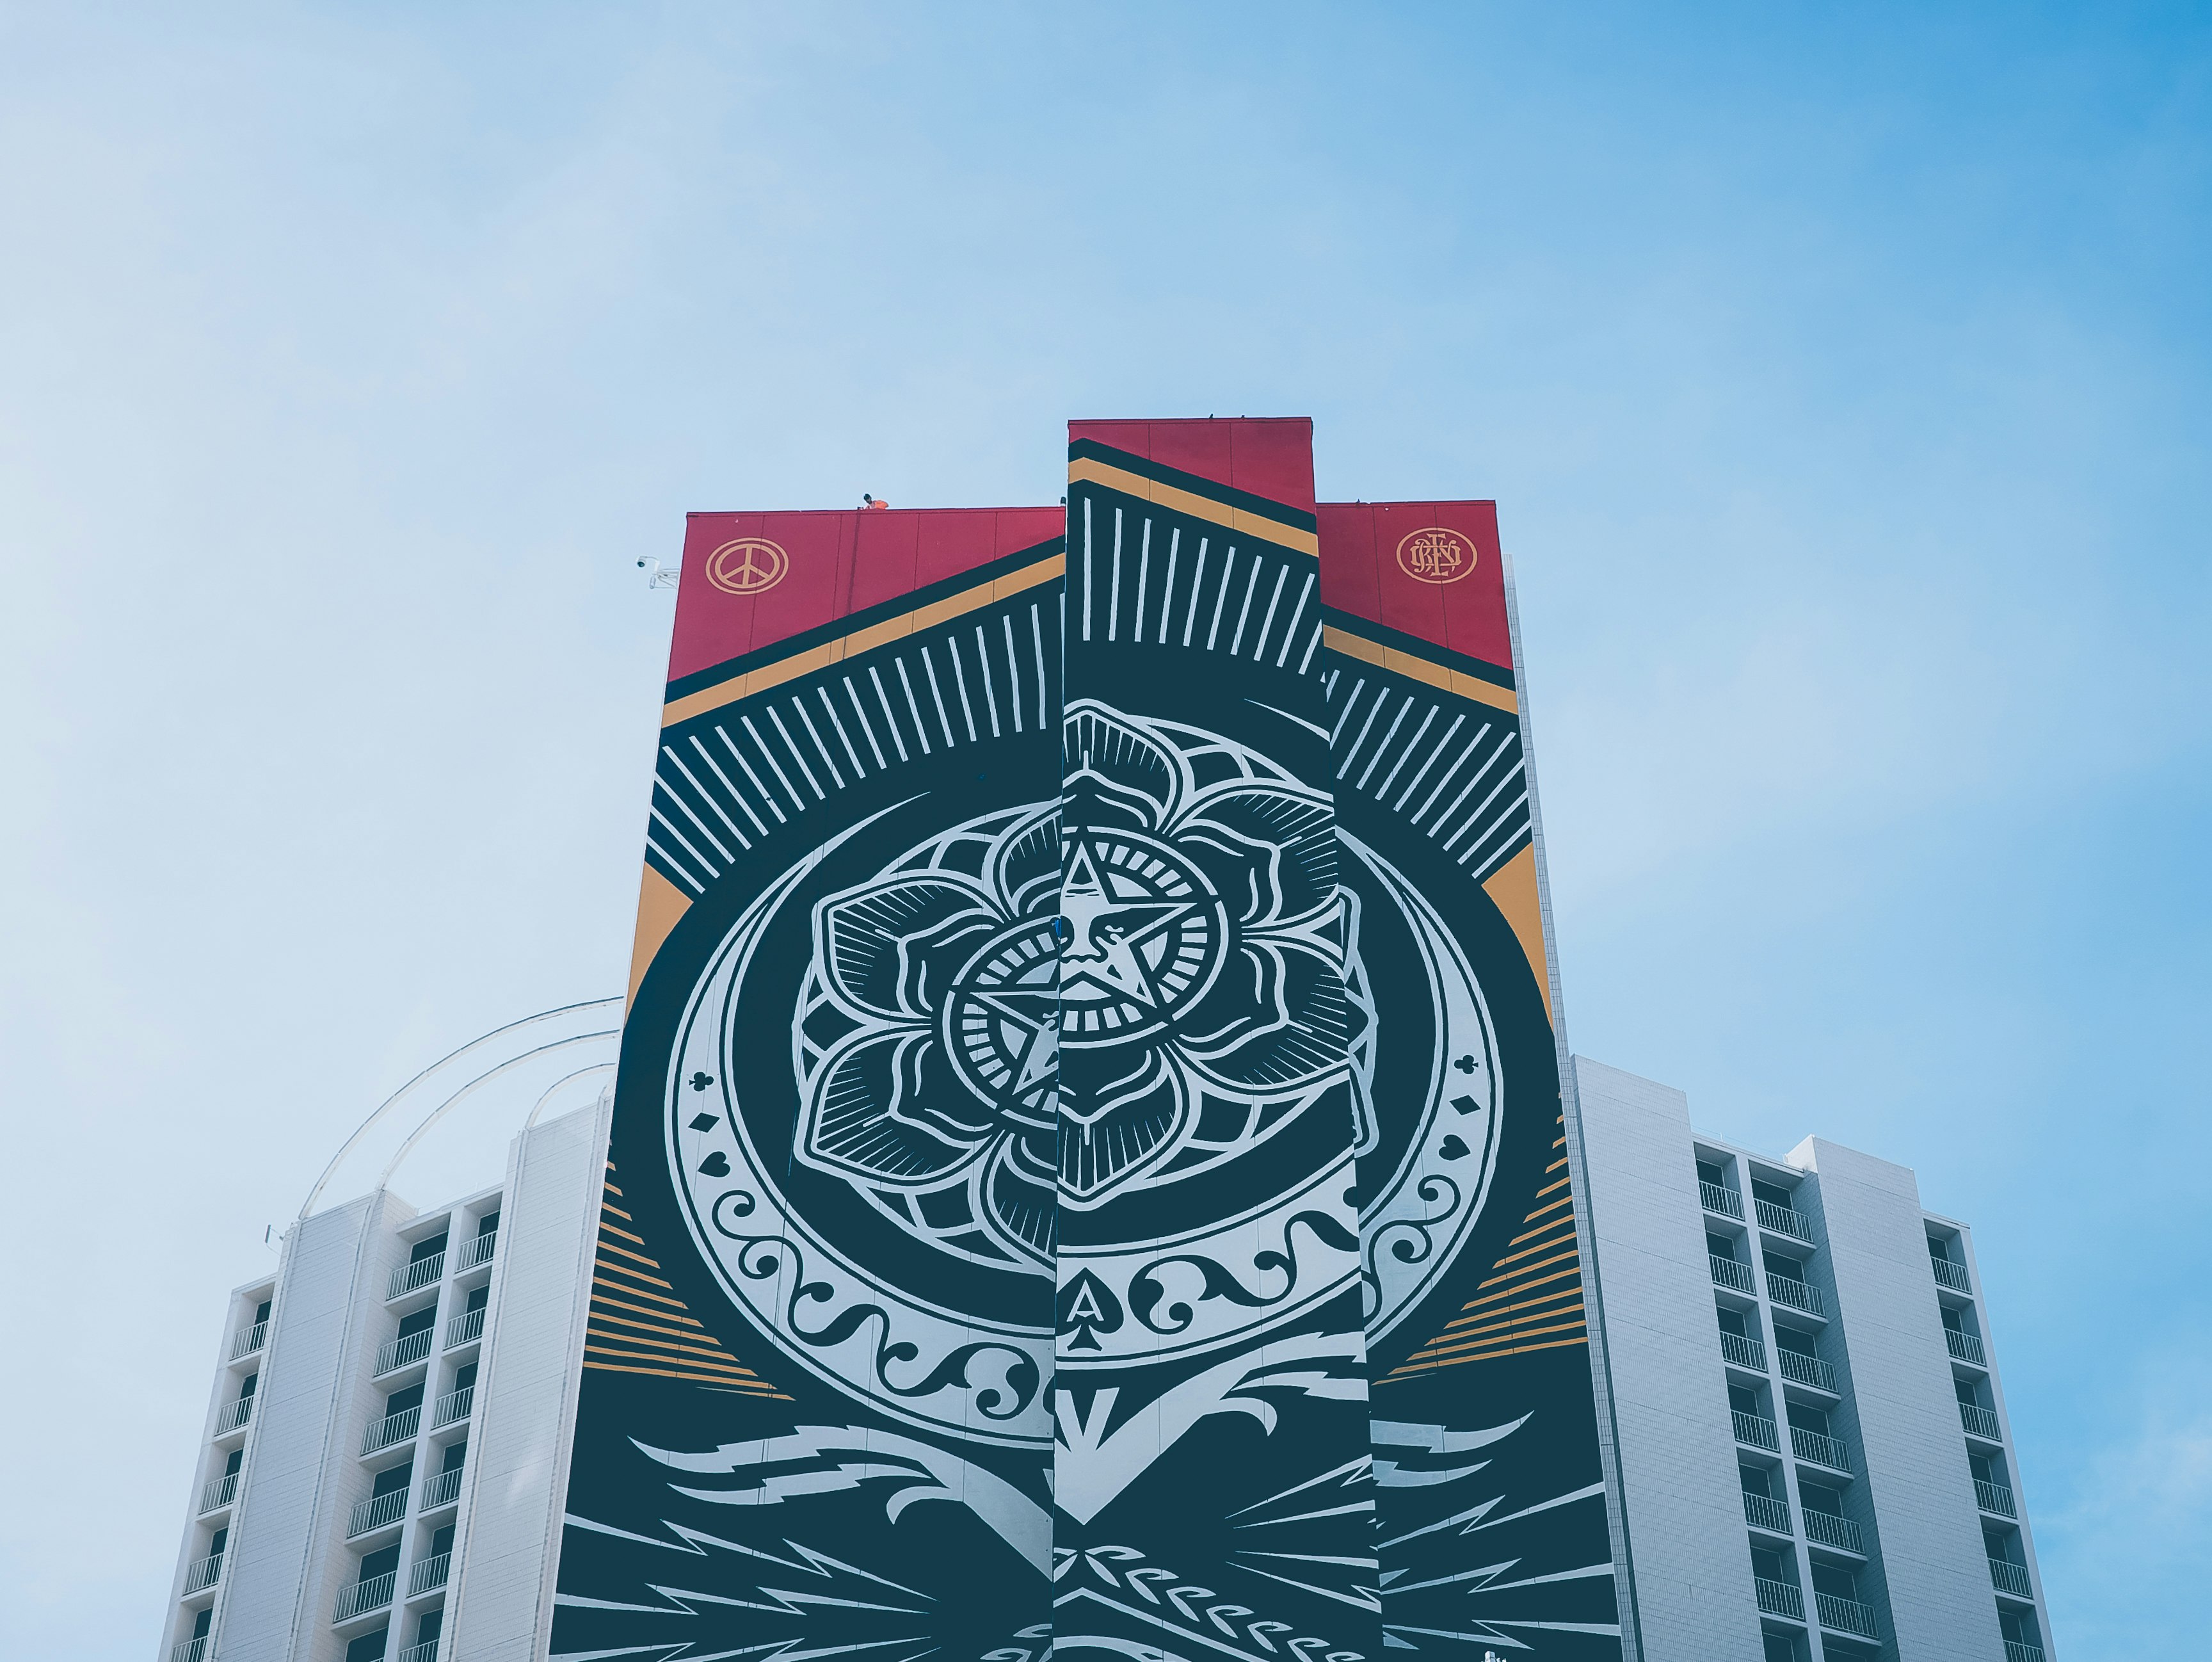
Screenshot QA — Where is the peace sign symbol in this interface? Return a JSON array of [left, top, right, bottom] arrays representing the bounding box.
[[705, 538, 790, 596]]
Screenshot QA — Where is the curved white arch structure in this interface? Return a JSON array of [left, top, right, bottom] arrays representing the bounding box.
[[299, 997, 623, 1222]]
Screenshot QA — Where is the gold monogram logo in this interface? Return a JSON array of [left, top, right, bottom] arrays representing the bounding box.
[[705, 538, 789, 596], [1395, 526, 1477, 586]]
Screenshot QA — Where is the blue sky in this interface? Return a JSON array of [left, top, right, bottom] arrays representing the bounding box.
[[2, 4, 2206, 1657]]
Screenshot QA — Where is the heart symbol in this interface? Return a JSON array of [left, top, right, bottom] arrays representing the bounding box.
[[698, 1152, 730, 1177], [1439, 1135, 1470, 1161]]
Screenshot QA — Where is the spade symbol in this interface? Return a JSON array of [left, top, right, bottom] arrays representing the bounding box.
[[689, 1072, 714, 1092], [1056, 1270, 1125, 1353], [697, 1151, 730, 1178], [1439, 1135, 1470, 1161]]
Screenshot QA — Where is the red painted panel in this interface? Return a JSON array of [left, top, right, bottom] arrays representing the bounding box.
[[1070, 417, 1317, 515], [1317, 500, 1512, 672], [666, 506, 1062, 686]]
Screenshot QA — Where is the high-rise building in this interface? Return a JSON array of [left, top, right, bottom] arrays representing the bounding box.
[[159, 419, 2053, 1662]]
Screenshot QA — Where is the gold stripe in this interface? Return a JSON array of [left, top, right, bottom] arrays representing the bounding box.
[[596, 1242, 663, 1270], [1320, 625, 1519, 713], [593, 1259, 674, 1290], [582, 1359, 790, 1393], [592, 1291, 703, 1327], [586, 1330, 757, 1371], [1408, 1309, 1589, 1358], [659, 554, 1065, 729], [1068, 457, 1320, 557], [590, 1275, 686, 1309], [1380, 1332, 1590, 1377], [589, 1309, 723, 1344]]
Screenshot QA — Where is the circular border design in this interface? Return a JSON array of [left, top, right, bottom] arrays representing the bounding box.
[[1395, 526, 1479, 586], [705, 537, 790, 595]]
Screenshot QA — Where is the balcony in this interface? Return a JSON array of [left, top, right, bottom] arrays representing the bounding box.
[[333, 1570, 396, 1624], [1733, 1410, 1781, 1453], [431, 1385, 475, 1430], [170, 1638, 208, 1662], [1742, 1491, 1791, 1533], [1777, 1349, 1838, 1392], [1711, 1254, 1756, 1295], [347, 1486, 410, 1538], [1945, 1328, 1987, 1367], [1802, 1508, 1863, 1553], [409, 1551, 452, 1597], [445, 1307, 486, 1349], [1815, 1592, 1879, 1640], [420, 1464, 465, 1510], [1961, 1402, 2003, 1440], [182, 1551, 223, 1596], [1790, 1426, 1849, 1471], [1755, 1198, 1813, 1243], [376, 1328, 435, 1376], [230, 1320, 268, 1361], [1976, 1479, 2018, 1518], [1700, 1181, 1743, 1219], [362, 1406, 422, 1456], [2004, 1643, 2046, 1662], [1932, 1255, 1971, 1293], [1990, 1558, 2033, 1598], [214, 1398, 253, 1437], [457, 1229, 497, 1271], [1720, 1332, 1768, 1372], [198, 1472, 239, 1514], [1767, 1273, 1824, 1316], [399, 1642, 440, 1662], [1753, 1577, 1804, 1620], [389, 1253, 445, 1302]]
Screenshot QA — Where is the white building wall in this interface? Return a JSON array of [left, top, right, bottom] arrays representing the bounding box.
[[442, 1097, 607, 1662], [1571, 1058, 1767, 1662], [1787, 1138, 2003, 1661]]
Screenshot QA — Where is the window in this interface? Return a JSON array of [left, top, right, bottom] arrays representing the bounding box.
[[410, 1233, 449, 1266], [1969, 1451, 2003, 1485], [1773, 1325, 1816, 1358], [253, 1299, 272, 1325], [1749, 1544, 1793, 1584], [1751, 1179, 1793, 1211], [1696, 1159, 1727, 1188], [429, 1522, 456, 1559], [463, 1284, 489, 1315], [440, 1440, 467, 1474], [1786, 1402, 1830, 1437], [415, 1610, 444, 1649], [190, 1610, 212, 1641], [1809, 1562, 1857, 1601], [223, 1449, 243, 1478], [1717, 1306, 1749, 1337], [344, 1626, 390, 1662], [237, 1373, 258, 1401], [358, 1544, 400, 1585], [1762, 1633, 1806, 1662], [371, 1462, 412, 1499], [385, 1384, 425, 1417], [2000, 1608, 2042, 1647], [1739, 1464, 1772, 1499], [1799, 1480, 1844, 1517], [476, 1211, 499, 1239], [1728, 1384, 1763, 1419], [1941, 1306, 1967, 1335], [1928, 1234, 1953, 1263], [1955, 1378, 1986, 1409], [1708, 1232, 1739, 1261], [1765, 1250, 1806, 1280], [453, 1361, 478, 1395], [208, 1526, 228, 1560]]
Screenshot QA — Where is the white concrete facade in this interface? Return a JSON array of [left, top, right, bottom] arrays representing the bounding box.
[[1572, 1058, 2053, 1662], [158, 1101, 604, 1662]]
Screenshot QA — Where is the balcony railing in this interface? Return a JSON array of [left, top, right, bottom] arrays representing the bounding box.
[[1710, 1254, 1755, 1294], [399, 1642, 440, 1662], [1753, 1577, 1804, 1620], [1742, 1490, 1790, 1533], [445, 1306, 486, 1349], [458, 1229, 497, 1271], [1932, 1255, 1971, 1293], [420, 1464, 465, 1510], [1976, 1479, 2018, 1517], [362, 1406, 421, 1456], [1777, 1349, 1837, 1392], [409, 1551, 452, 1597], [1945, 1328, 1987, 1367], [333, 1570, 396, 1623], [376, 1328, 435, 1376], [230, 1320, 268, 1360], [1990, 1558, 2033, 1597], [1755, 1198, 1812, 1242], [182, 1551, 223, 1595], [1733, 1410, 1781, 1452], [198, 1471, 239, 1514], [388, 1252, 445, 1301], [1699, 1181, 1742, 1218], [170, 1638, 208, 1662], [1961, 1402, 2003, 1440], [1803, 1508, 1863, 1553], [347, 1485, 410, 1538], [2003, 1642, 2046, 1662], [214, 1397, 254, 1436], [1816, 1592, 1879, 1639], [1791, 1426, 1849, 1470], [1720, 1332, 1767, 1372], [431, 1385, 474, 1430], [1767, 1273, 1823, 1315]]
